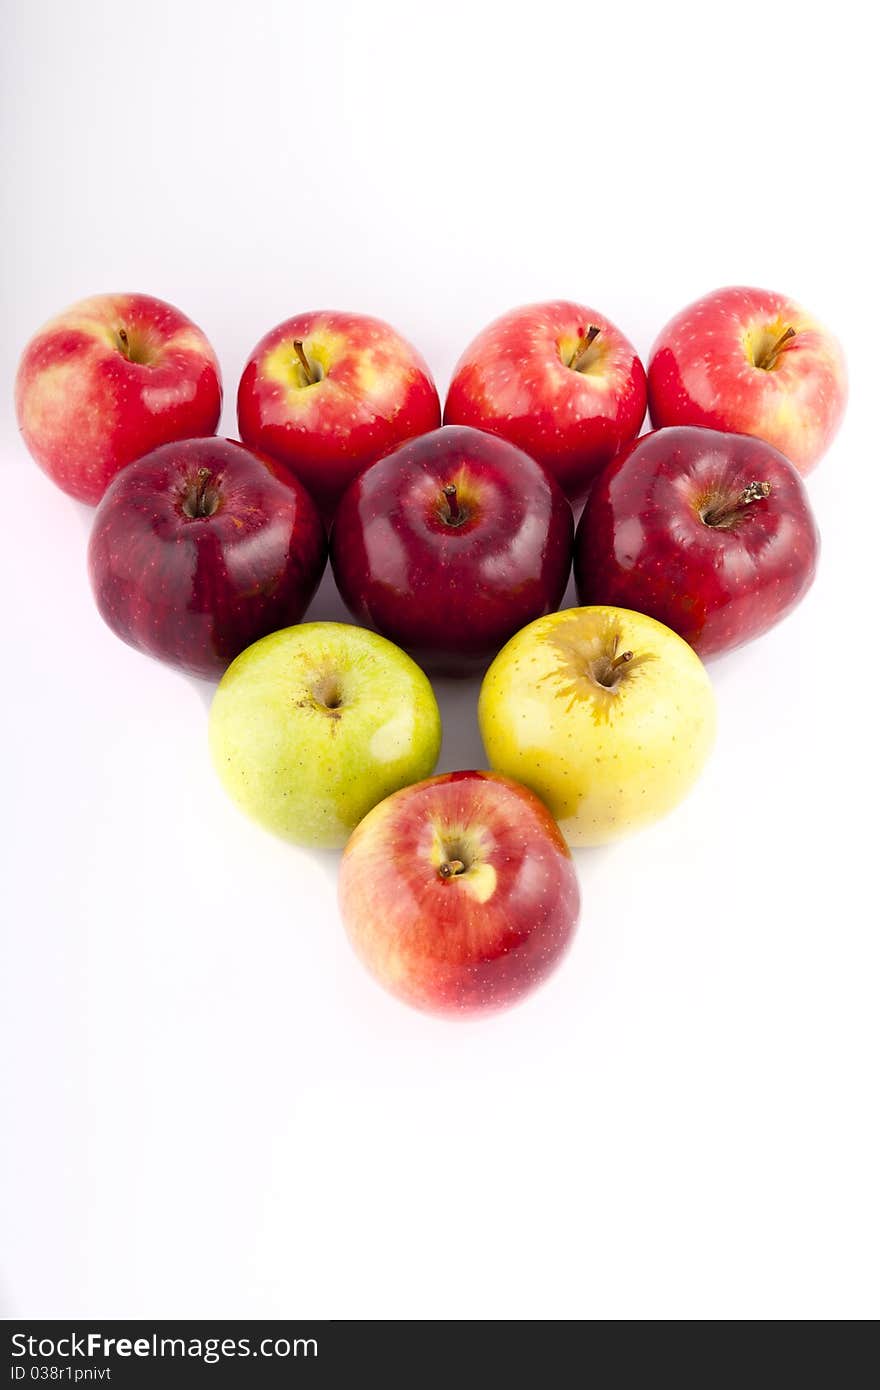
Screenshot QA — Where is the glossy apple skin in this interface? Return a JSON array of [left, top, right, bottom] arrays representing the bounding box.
[[15, 293, 222, 504], [575, 427, 820, 658], [237, 310, 441, 519], [479, 606, 715, 847], [443, 300, 647, 506], [339, 771, 579, 1017], [210, 623, 442, 848], [330, 425, 573, 674], [647, 286, 847, 475], [88, 438, 326, 679]]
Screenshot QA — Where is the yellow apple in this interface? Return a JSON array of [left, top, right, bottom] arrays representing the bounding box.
[[478, 606, 715, 846]]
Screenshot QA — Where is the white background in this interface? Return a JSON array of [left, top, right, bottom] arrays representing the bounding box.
[[2, 0, 877, 1321]]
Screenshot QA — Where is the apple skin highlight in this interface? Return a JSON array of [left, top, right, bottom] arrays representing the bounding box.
[[16, 292, 222, 504], [339, 770, 579, 1017]]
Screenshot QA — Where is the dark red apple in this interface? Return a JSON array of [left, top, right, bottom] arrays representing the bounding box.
[[237, 309, 441, 519], [329, 425, 573, 673], [88, 438, 326, 679], [574, 426, 819, 658], [444, 300, 647, 505], [339, 771, 579, 1017]]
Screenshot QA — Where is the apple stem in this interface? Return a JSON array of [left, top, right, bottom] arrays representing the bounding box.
[[194, 468, 213, 516], [610, 650, 634, 673], [438, 859, 465, 880], [756, 326, 796, 371], [293, 338, 316, 385], [703, 481, 771, 527], [442, 483, 461, 523], [117, 327, 131, 361], [569, 325, 601, 372], [182, 467, 219, 519]]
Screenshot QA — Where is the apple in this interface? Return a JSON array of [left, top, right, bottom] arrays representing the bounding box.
[[479, 606, 715, 846], [209, 622, 442, 848], [88, 438, 326, 679], [15, 293, 222, 504], [330, 425, 573, 674], [574, 427, 820, 658], [237, 310, 441, 519], [443, 300, 647, 505], [647, 285, 847, 475], [339, 771, 579, 1016]]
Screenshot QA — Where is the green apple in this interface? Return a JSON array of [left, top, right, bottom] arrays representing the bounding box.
[[209, 622, 442, 848], [478, 606, 715, 846]]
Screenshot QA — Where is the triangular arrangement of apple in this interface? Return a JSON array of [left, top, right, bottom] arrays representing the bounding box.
[[16, 287, 843, 1015]]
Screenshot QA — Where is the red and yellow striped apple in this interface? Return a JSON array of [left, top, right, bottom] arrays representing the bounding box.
[[15, 292, 222, 504], [444, 300, 647, 505], [647, 286, 847, 475], [339, 771, 579, 1017], [237, 310, 440, 519]]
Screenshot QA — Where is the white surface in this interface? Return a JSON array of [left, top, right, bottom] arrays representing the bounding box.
[[2, 0, 877, 1322]]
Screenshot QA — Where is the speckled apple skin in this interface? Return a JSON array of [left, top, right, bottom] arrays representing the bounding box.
[[16, 293, 222, 504], [339, 771, 579, 1017], [647, 286, 847, 475], [330, 425, 573, 673], [237, 310, 441, 519], [209, 623, 442, 848], [575, 427, 820, 658], [88, 438, 326, 679], [479, 607, 715, 847], [443, 300, 647, 506]]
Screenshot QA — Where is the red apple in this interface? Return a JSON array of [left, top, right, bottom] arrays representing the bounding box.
[[88, 437, 326, 679], [574, 426, 820, 658], [647, 286, 847, 475], [15, 293, 222, 505], [237, 310, 441, 519], [339, 771, 579, 1017], [330, 425, 573, 673], [443, 300, 647, 505]]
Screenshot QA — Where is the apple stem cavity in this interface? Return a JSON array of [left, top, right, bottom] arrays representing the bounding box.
[[115, 326, 153, 365], [438, 859, 466, 880], [182, 467, 220, 519], [756, 326, 796, 371], [595, 649, 633, 686], [568, 325, 601, 372], [702, 480, 771, 528], [293, 338, 319, 386], [590, 639, 636, 690]]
